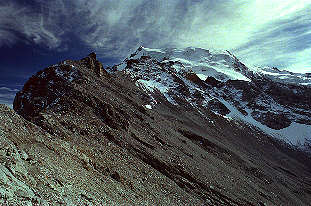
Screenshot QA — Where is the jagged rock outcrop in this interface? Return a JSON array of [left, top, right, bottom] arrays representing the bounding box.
[[81, 52, 107, 77], [13, 63, 82, 121], [208, 98, 231, 115], [205, 76, 223, 88], [184, 72, 206, 88], [1, 51, 311, 205]]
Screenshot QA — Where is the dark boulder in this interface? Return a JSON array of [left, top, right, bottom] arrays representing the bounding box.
[[252, 111, 291, 130], [184, 72, 206, 88], [208, 98, 230, 115], [205, 76, 222, 88]]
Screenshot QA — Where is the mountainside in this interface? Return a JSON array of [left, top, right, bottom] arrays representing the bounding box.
[[115, 46, 311, 149], [0, 49, 311, 205]]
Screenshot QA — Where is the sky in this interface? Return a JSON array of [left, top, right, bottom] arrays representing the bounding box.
[[1, 0, 311, 107]]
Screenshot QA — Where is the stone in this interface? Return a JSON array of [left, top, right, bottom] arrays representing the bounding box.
[[205, 76, 222, 88], [95, 60, 108, 77], [88, 52, 97, 60], [208, 98, 231, 115]]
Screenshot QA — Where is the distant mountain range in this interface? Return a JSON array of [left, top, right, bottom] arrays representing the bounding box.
[[0, 47, 311, 205]]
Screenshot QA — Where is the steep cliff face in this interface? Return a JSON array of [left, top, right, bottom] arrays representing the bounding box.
[[1, 50, 311, 205]]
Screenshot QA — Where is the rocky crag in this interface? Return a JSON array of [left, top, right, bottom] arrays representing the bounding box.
[[0, 50, 311, 205]]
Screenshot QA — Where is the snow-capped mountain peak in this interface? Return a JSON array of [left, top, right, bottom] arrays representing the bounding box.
[[115, 46, 311, 151], [125, 46, 252, 82]]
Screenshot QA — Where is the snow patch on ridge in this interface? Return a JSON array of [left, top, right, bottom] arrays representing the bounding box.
[[136, 79, 177, 105], [145, 105, 152, 109], [249, 66, 311, 86], [197, 74, 208, 81], [54, 65, 79, 82], [142, 47, 165, 53], [220, 99, 311, 149]]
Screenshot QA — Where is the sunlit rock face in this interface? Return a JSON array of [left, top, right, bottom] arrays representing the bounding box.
[[1, 49, 311, 205]]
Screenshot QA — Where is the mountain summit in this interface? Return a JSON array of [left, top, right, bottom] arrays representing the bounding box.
[[1, 48, 311, 205]]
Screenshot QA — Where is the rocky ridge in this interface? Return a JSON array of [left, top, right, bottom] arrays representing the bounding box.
[[0, 51, 310, 205]]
